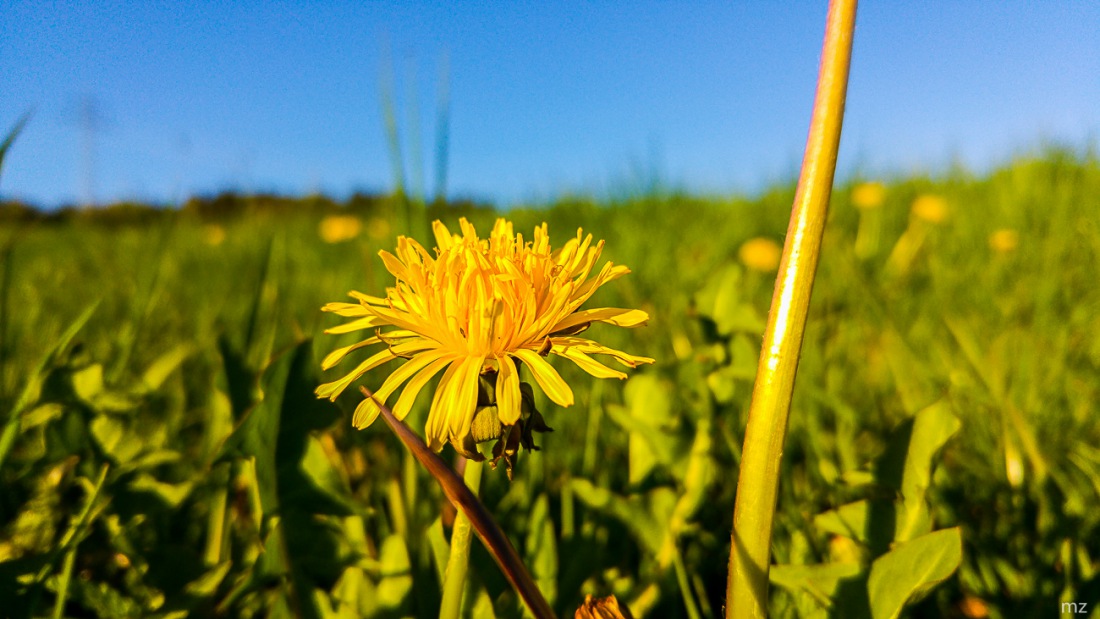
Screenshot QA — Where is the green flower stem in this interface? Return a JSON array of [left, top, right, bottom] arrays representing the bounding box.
[[439, 455, 484, 619], [726, 1, 857, 618], [52, 548, 76, 619]]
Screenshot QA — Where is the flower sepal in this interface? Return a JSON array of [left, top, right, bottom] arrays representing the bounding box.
[[452, 374, 552, 480]]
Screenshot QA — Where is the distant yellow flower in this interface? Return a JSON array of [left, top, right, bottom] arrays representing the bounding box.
[[911, 195, 948, 224], [575, 595, 633, 619], [738, 237, 782, 272], [958, 596, 990, 619], [366, 216, 391, 240], [319, 214, 362, 243], [851, 182, 885, 210], [317, 218, 653, 454], [989, 228, 1018, 253], [203, 224, 226, 246]]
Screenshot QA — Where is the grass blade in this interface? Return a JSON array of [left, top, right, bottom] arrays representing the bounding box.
[[0, 109, 33, 185]]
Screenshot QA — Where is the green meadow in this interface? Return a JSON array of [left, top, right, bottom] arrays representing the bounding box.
[[1, 150, 1098, 618]]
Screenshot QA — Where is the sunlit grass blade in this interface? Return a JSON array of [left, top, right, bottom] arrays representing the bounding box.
[[0, 109, 33, 184], [0, 238, 14, 398], [28, 464, 110, 617], [433, 49, 451, 207], [109, 216, 176, 380], [0, 301, 99, 472]]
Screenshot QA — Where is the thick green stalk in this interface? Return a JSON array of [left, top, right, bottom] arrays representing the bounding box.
[[726, 1, 857, 617], [439, 457, 484, 619]]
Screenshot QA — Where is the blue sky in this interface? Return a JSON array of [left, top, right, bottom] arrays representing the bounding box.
[[1, 1, 1097, 208]]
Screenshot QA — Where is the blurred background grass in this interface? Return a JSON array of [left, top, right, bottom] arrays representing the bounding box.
[[1, 148, 1098, 618]]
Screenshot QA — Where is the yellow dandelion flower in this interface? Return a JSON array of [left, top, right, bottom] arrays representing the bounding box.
[[319, 214, 362, 243], [989, 228, 1018, 253], [851, 181, 885, 210], [738, 237, 782, 272], [316, 217, 654, 455], [911, 194, 948, 224], [575, 595, 634, 619], [958, 596, 989, 619]]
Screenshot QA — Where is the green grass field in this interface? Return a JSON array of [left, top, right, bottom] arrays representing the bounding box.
[[1, 150, 1098, 618]]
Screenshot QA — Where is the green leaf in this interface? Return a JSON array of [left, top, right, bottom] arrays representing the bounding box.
[[141, 344, 192, 391], [694, 263, 764, 335], [21, 403, 64, 432], [69, 579, 143, 618], [90, 414, 140, 463], [71, 364, 105, 402], [867, 527, 963, 619], [669, 418, 715, 532], [0, 302, 98, 471], [606, 375, 679, 483], [813, 500, 870, 545], [705, 368, 738, 404], [376, 534, 412, 610], [183, 561, 233, 598], [128, 473, 194, 508], [217, 340, 338, 619], [569, 478, 664, 557], [331, 566, 374, 618], [876, 403, 960, 543], [770, 562, 864, 608]]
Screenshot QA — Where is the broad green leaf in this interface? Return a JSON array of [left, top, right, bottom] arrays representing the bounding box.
[[670, 418, 715, 532], [70, 578, 143, 618], [694, 263, 764, 335], [880, 329, 932, 414], [569, 478, 663, 557], [331, 566, 374, 618], [71, 363, 105, 402], [21, 403, 64, 432], [141, 344, 192, 391], [728, 334, 759, 379], [129, 473, 194, 508], [867, 527, 962, 619], [201, 388, 234, 464], [470, 587, 499, 619], [183, 561, 233, 597], [607, 375, 679, 483], [770, 562, 864, 608], [624, 374, 674, 429], [376, 534, 412, 609], [705, 368, 738, 404], [604, 403, 673, 484], [295, 436, 357, 514], [90, 414, 141, 463], [876, 403, 960, 543], [814, 500, 870, 544], [118, 448, 181, 474]]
